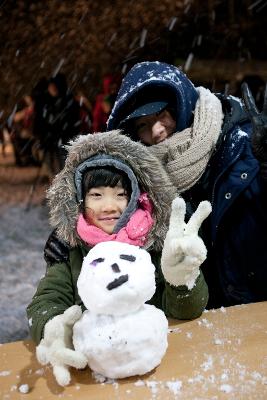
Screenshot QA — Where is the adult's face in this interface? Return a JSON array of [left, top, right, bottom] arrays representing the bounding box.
[[48, 83, 59, 97], [134, 109, 176, 145]]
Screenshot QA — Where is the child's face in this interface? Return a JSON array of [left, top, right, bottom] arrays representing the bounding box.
[[85, 184, 129, 234]]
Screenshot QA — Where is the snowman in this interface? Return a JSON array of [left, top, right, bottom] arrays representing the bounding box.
[[73, 240, 168, 379]]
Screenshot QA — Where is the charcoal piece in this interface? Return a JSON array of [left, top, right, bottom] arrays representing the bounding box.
[[106, 274, 129, 290], [120, 254, 136, 262], [111, 263, 120, 273], [90, 257, 105, 266]]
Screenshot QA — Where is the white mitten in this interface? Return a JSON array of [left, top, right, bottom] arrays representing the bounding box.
[[36, 305, 87, 386], [161, 197, 211, 289]]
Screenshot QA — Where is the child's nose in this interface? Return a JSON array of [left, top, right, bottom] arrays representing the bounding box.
[[102, 198, 117, 211]]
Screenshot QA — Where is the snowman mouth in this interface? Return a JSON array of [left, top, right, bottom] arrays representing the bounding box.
[[106, 274, 129, 290]]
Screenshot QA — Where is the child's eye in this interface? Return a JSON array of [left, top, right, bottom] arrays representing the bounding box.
[[89, 192, 101, 197], [117, 191, 127, 197]]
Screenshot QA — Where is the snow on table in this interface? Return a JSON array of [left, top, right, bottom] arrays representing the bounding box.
[[0, 301, 267, 399]]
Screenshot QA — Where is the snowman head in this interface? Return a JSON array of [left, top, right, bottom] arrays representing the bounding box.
[[77, 241, 156, 315]]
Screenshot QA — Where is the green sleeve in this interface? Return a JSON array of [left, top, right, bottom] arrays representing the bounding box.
[[148, 251, 209, 319], [26, 261, 75, 344]]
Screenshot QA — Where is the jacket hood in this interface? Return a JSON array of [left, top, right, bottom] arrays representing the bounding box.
[[47, 130, 177, 250], [107, 61, 198, 134], [74, 153, 141, 233]]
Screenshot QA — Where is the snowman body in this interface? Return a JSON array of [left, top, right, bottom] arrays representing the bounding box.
[[73, 241, 168, 379]]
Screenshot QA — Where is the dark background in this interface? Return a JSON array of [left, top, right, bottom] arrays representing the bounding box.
[[0, 0, 267, 117]]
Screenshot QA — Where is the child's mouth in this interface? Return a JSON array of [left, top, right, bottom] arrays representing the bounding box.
[[99, 217, 119, 222]]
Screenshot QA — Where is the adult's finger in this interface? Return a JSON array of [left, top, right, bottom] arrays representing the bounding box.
[[185, 201, 211, 236], [241, 82, 258, 117]]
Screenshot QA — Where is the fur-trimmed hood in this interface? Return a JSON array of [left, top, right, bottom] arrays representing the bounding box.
[[47, 130, 177, 251]]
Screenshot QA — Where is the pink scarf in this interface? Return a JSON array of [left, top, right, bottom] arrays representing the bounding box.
[[76, 193, 154, 247]]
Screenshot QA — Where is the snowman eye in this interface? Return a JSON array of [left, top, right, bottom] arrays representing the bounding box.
[[90, 257, 105, 266], [119, 254, 136, 262]]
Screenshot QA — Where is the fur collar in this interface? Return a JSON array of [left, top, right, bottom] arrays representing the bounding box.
[[47, 130, 177, 251]]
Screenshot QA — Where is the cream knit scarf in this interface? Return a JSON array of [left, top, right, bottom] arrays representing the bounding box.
[[150, 87, 224, 193]]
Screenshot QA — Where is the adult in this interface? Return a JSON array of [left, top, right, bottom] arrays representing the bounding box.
[[10, 95, 36, 166], [92, 74, 121, 132], [106, 61, 267, 309], [32, 73, 81, 178]]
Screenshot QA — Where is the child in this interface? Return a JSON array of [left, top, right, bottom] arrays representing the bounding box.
[[27, 130, 209, 384]]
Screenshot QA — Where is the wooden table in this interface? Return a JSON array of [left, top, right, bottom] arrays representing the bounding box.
[[1, 302, 267, 399]]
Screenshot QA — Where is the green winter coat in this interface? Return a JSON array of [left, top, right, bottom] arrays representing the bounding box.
[[27, 130, 208, 344]]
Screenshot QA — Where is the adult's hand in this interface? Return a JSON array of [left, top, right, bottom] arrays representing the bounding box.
[[242, 82, 267, 162]]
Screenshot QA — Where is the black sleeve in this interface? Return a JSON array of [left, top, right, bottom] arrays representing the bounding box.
[[44, 229, 70, 265]]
